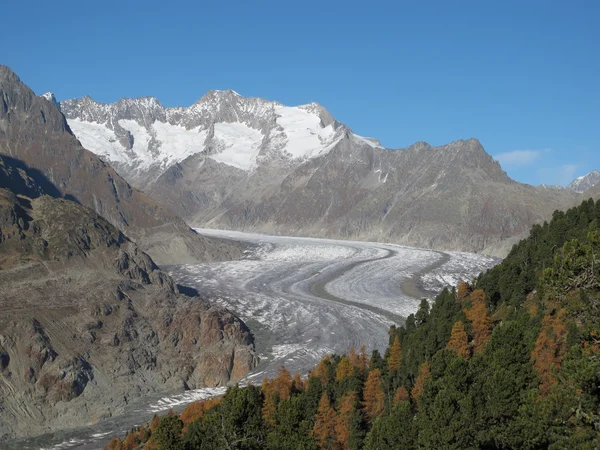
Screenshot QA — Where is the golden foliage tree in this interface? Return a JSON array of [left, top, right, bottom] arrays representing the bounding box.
[[393, 386, 410, 405], [262, 366, 294, 424], [292, 372, 304, 392], [335, 356, 355, 381], [122, 431, 139, 450], [335, 391, 358, 450], [531, 310, 568, 395], [411, 361, 431, 400], [261, 377, 277, 423], [464, 289, 492, 353], [180, 397, 222, 427], [456, 281, 471, 299], [362, 369, 385, 423], [359, 345, 369, 372], [388, 336, 403, 371], [149, 414, 159, 433], [311, 356, 332, 385], [446, 321, 471, 358], [313, 392, 338, 449]]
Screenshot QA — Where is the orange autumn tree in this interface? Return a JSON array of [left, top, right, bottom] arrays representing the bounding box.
[[393, 386, 410, 405], [464, 289, 492, 353], [335, 391, 358, 450], [313, 392, 338, 449], [388, 336, 402, 371], [292, 372, 304, 392], [531, 310, 568, 395], [411, 361, 431, 400], [446, 321, 471, 358], [456, 281, 471, 299], [121, 431, 139, 450], [362, 369, 385, 423], [262, 366, 293, 423], [311, 356, 332, 385], [180, 397, 222, 427]]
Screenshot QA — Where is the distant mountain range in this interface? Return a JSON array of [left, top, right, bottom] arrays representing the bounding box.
[[59, 91, 591, 256]]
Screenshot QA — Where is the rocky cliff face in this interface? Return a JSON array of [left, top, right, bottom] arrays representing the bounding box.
[[0, 155, 257, 440], [61, 90, 581, 257], [0, 65, 242, 265]]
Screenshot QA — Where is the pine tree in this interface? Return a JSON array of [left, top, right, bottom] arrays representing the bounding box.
[[314, 392, 338, 449], [465, 290, 492, 353], [362, 369, 385, 423], [411, 361, 431, 400], [387, 336, 402, 372], [446, 321, 470, 358]]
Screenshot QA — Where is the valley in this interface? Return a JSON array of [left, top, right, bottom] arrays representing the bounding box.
[[6, 230, 496, 450]]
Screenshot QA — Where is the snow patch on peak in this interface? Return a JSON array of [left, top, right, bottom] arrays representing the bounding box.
[[353, 134, 383, 148], [40, 92, 60, 111], [273, 105, 341, 159]]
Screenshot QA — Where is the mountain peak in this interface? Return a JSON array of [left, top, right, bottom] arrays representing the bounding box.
[[567, 170, 600, 193]]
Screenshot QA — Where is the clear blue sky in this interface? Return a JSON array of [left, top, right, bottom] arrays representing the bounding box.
[[2, 0, 598, 186]]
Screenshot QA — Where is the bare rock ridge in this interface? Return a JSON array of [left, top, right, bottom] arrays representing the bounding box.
[[0, 65, 242, 265], [61, 89, 581, 257], [0, 154, 257, 440]]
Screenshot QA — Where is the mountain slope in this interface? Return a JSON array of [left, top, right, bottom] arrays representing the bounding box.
[[61, 92, 581, 257], [0, 154, 256, 440], [0, 66, 241, 265]]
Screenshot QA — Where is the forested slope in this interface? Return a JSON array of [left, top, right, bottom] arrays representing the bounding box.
[[109, 199, 600, 450]]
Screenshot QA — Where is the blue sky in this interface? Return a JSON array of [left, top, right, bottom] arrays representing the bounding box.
[[2, 0, 598, 186]]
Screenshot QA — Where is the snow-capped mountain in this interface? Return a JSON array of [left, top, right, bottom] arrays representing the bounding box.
[[61, 91, 381, 189], [567, 170, 600, 193], [60, 90, 581, 257]]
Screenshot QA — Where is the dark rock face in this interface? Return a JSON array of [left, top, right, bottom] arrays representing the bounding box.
[[0, 65, 241, 265], [0, 156, 257, 440]]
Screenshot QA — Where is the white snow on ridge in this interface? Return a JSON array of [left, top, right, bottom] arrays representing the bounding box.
[[353, 134, 383, 148], [274, 106, 340, 159], [68, 119, 125, 163], [210, 122, 264, 171]]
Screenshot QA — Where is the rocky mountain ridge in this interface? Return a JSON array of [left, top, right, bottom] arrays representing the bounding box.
[[0, 65, 241, 265], [61, 90, 582, 256], [0, 154, 257, 440], [567, 170, 600, 193]]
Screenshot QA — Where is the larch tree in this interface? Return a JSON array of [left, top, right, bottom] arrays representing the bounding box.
[[465, 289, 492, 353], [456, 281, 471, 299], [531, 310, 568, 395], [411, 361, 431, 400], [335, 391, 359, 450], [314, 392, 338, 450], [446, 321, 471, 358], [393, 386, 410, 405], [362, 369, 385, 423], [335, 356, 355, 381], [387, 336, 403, 372]]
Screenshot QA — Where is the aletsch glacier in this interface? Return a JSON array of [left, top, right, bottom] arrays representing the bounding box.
[[9, 230, 497, 450]]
